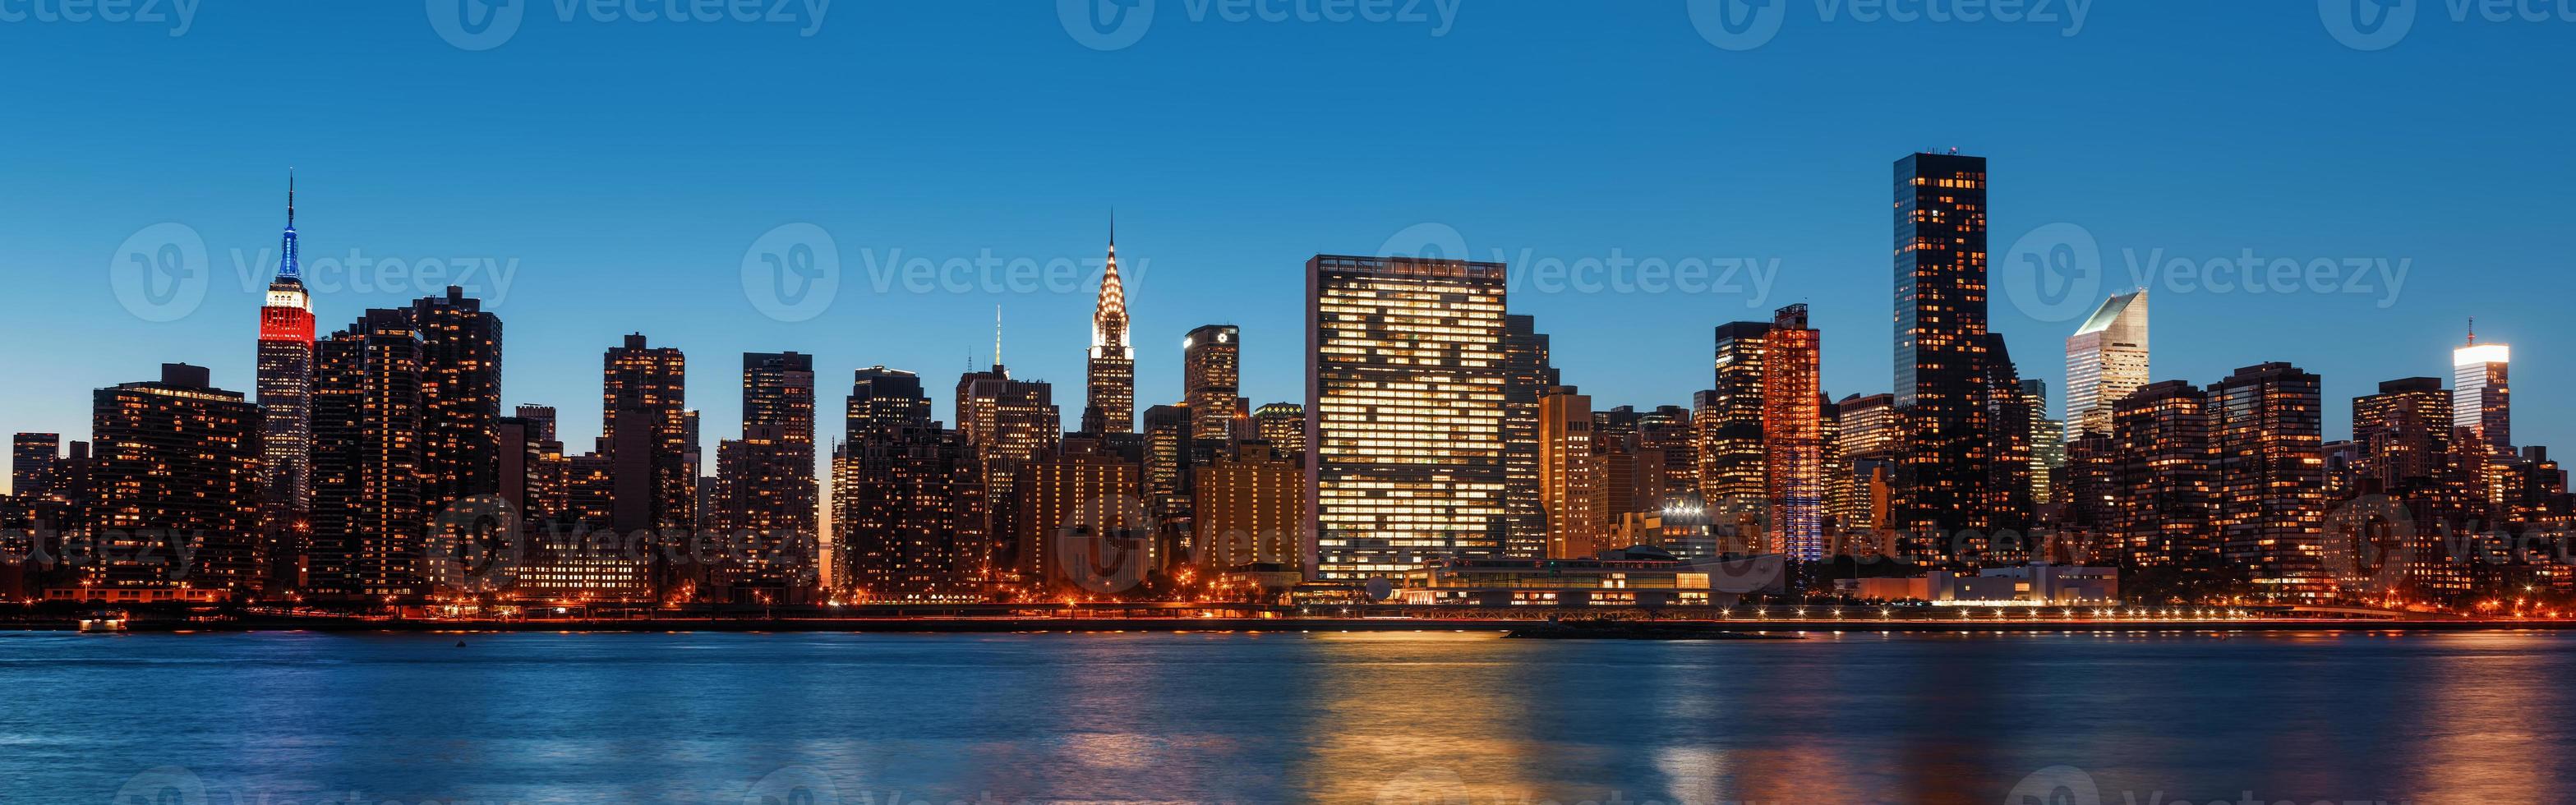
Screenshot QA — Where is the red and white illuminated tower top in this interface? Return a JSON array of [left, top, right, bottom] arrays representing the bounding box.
[[260, 171, 313, 343]]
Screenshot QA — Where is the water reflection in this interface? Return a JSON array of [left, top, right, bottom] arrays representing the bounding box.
[[3, 630, 2575, 803]]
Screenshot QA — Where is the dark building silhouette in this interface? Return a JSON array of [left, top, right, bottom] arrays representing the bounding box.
[[86, 365, 265, 596]]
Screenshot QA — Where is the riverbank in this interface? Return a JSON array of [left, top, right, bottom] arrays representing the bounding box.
[[11, 615, 2574, 634]]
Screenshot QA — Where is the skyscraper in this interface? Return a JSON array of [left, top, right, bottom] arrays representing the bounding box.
[[2355, 377, 2454, 491], [1500, 315, 1560, 558], [1194, 443, 1307, 570], [835, 367, 987, 601], [2453, 324, 2510, 455], [11, 433, 58, 501], [1538, 385, 1606, 559], [1181, 324, 1242, 444], [1306, 255, 1508, 582], [88, 365, 264, 596], [957, 363, 1061, 578], [2112, 380, 2215, 573], [602, 334, 690, 537], [1701, 320, 1771, 505], [2063, 290, 2149, 442], [1893, 150, 1994, 559], [1982, 333, 2035, 544], [410, 287, 503, 520], [310, 310, 426, 600], [255, 174, 316, 559], [712, 352, 819, 602], [1251, 402, 1305, 459], [2209, 362, 2328, 600], [1083, 226, 1136, 435], [1761, 305, 1825, 559], [2024, 379, 2065, 507]]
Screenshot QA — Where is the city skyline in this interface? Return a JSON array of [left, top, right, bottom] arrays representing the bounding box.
[[6, 4, 2568, 481]]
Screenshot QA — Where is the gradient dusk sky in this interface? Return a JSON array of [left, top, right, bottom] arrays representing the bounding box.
[[2, 2, 2568, 490]]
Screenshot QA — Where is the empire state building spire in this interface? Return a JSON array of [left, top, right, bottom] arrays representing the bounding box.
[[1082, 212, 1136, 434], [277, 169, 302, 282]]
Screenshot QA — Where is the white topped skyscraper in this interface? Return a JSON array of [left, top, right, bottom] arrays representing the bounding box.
[[2453, 320, 2510, 454], [2063, 289, 2149, 444]]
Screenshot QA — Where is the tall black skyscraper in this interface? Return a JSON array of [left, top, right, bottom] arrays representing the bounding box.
[[1893, 151, 1994, 561], [1500, 315, 1559, 559], [411, 287, 504, 520], [11, 433, 59, 501]]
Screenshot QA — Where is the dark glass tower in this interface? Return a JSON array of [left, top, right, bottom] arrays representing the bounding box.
[[1500, 315, 1560, 559], [1892, 151, 1994, 560], [1183, 324, 1243, 443]]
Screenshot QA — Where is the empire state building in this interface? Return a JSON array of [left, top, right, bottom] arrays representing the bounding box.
[[256, 172, 316, 573]]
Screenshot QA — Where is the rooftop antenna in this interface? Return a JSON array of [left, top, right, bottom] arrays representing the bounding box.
[[993, 304, 1003, 369], [2467, 316, 2477, 346]]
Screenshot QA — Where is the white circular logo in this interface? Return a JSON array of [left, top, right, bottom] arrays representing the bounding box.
[[109, 223, 210, 323], [1688, 0, 1787, 52], [1054, 494, 1154, 595], [1058, 0, 1155, 51], [741, 223, 841, 323], [2320, 0, 2416, 51], [428, 0, 525, 51], [1998, 223, 2104, 324], [742, 766, 841, 805], [112, 766, 210, 805], [2004, 766, 2101, 805]]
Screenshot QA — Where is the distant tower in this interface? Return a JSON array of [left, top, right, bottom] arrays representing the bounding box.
[[256, 172, 316, 564], [1183, 324, 1243, 443], [2064, 290, 2150, 443], [2453, 320, 2511, 455], [1084, 217, 1136, 435]]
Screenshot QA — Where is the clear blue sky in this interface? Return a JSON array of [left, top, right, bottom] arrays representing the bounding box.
[[2, 2, 2568, 489]]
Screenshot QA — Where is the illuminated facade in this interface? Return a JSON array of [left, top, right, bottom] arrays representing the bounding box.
[[410, 288, 503, 518], [2063, 290, 2149, 442], [1017, 436, 1147, 590], [1500, 315, 1560, 558], [835, 368, 985, 600], [12, 433, 58, 501], [1761, 305, 1824, 559], [601, 334, 691, 535], [1893, 151, 1996, 559], [2024, 380, 2064, 507], [956, 364, 1061, 577], [1538, 386, 1606, 559], [1251, 402, 1305, 458], [1083, 228, 1136, 435], [1701, 320, 1770, 506], [311, 310, 427, 600], [1194, 443, 1307, 569], [1305, 255, 1508, 581], [1184, 324, 1243, 443], [88, 365, 265, 595], [256, 175, 316, 588], [2110, 380, 2214, 571], [2208, 362, 2328, 600], [2453, 328, 2510, 455], [711, 352, 819, 602], [2355, 377, 2454, 491]]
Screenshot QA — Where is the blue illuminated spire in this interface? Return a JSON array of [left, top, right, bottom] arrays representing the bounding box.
[[277, 169, 301, 280]]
